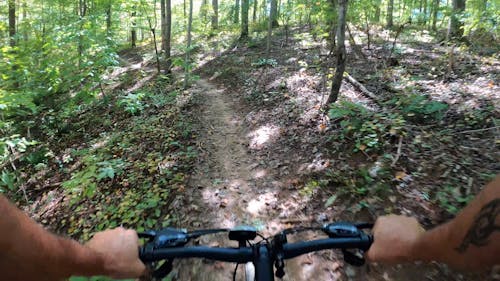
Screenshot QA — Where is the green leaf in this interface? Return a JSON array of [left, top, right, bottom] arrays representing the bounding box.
[[325, 195, 337, 207], [98, 166, 115, 180]]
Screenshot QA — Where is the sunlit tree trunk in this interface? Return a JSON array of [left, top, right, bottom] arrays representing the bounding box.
[[326, 0, 348, 105], [447, 0, 465, 40], [386, 0, 394, 28], [161, 0, 173, 73], [212, 0, 219, 29], [241, 0, 249, 38]]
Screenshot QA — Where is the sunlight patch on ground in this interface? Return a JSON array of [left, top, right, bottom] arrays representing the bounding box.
[[246, 192, 278, 216], [252, 169, 267, 179], [298, 154, 331, 174], [247, 124, 281, 149], [91, 136, 110, 150]]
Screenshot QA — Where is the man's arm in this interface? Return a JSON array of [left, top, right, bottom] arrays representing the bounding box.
[[0, 195, 146, 281], [366, 176, 500, 270]]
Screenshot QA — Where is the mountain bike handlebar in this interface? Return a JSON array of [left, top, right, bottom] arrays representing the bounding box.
[[139, 222, 373, 281]]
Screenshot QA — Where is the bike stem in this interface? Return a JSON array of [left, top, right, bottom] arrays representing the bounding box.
[[254, 244, 274, 281]]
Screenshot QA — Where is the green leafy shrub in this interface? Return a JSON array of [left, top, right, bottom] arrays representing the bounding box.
[[117, 92, 145, 115], [328, 101, 406, 152], [391, 94, 449, 121], [252, 58, 278, 68]]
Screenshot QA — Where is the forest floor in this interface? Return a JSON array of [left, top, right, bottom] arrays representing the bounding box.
[[10, 25, 499, 281]]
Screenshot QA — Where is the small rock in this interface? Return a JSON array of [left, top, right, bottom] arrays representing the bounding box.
[[345, 266, 356, 279]]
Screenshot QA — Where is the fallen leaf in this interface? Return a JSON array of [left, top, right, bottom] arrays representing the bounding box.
[[220, 198, 229, 208], [488, 81, 494, 88], [318, 123, 327, 132], [395, 171, 407, 180]]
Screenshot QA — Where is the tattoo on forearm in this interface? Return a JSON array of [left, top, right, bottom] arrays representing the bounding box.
[[456, 198, 500, 253]]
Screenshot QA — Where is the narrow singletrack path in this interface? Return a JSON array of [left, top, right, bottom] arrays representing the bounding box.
[[172, 78, 342, 281]]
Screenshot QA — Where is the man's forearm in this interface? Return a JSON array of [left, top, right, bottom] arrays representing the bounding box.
[[0, 195, 108, 280], [412, 177, 500, 270]]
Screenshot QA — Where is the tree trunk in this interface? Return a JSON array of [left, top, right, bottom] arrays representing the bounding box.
[[447, 0, 465, 40], [160, 0, 172, 74], [201, 0, 208, 22], [184, 0, 193, 89], [212, 0, 218, 29], [266, 0, 273, 56], [423, 0, 428, 25], [386, 0, 394, 28], [131, 10, 137, 47], [106, 0, 112, 35], [22, 0, 28, 42], [374, 0, 381, 22], [431, 0, 438, 30], [161, 0, 167, 50], [78, 0, 87, 68], [234, 0, 240, 23], [271, 0, 279, 27], [165, 0, 172, 72], [9, 0, 16, 47], [241, 0, 249, 38], [326, 0, 348, 106], [253, 0, 257, 22]]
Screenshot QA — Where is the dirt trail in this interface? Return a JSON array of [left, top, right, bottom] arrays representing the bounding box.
[[171, 78, 346, 281]]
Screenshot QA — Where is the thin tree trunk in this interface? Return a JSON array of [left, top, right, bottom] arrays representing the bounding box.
[[266, 1, 273, 56], [241, 0, 249, 38], [374, 0, 381, 22], [212, 0, 218, 29], [432, 0, 438, 30], [253, 0, 257, 22], [161, 0, 167, 50], [271, 0, 279, 27], [22, 0, 28, 42], [201, 0, 208, 22], [106, 0, 112, 35], [165, 0, 172, 72], [8, 0, 16, 47], [447, 0, 465, 40], [234, 0, 240, 23], [326, 0, 348, 106], [78, 0, 87, 68], [386, 0, 394, 28], [184, 0, 193, 89], [131, 10, 137, 47]]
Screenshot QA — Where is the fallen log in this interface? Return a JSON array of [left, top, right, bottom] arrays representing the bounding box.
[[344, 73, 380, 102]]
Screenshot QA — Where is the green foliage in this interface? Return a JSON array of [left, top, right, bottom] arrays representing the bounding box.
[[0, 135, 37, 163], [392, 94, 449, 121], [251, 58, 278, 68], [436, 185, 474, 214], [117, 92, 146, 115], [329, 101, 406, 152], [0, 170, 17, 192]]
